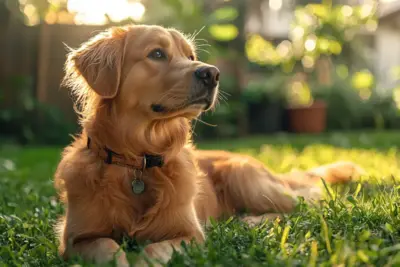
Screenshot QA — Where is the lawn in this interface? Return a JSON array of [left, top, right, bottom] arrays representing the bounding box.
[[1, 131, 400, 266]]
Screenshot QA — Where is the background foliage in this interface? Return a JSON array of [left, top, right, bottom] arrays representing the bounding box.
[[1, 0, 400, 144]]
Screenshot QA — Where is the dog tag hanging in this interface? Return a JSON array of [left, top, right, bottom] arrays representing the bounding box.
[[132, 179, 145, 194], [131, 157, 147, 195]]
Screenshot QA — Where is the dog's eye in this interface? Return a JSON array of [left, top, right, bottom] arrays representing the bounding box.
[[189, 55, 195, 61], [148, 49, 167, 60]]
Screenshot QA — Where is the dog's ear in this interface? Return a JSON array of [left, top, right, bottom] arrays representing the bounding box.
[[65, 27, 128, 99]]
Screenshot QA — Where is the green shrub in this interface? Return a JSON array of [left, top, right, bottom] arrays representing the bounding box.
[[313, 77, 400, 131], [0, 75, 77, 145]]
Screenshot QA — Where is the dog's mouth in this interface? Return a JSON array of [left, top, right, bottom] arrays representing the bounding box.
[[151, 97, 212, 114], [186, 97, 213, 110], [151, 85, 218, 115]]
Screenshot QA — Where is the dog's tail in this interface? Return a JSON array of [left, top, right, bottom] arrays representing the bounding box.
[[308, 161, 366, 183], [279, 161, 366, 191]]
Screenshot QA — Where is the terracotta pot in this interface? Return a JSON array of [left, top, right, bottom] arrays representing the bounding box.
[[287, 100, 327, 133]]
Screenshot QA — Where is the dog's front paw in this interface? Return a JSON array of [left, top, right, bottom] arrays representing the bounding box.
[[132, 243, 171, 267], [115, 258, 130, 267], [143, 241, 175, 264], [134, 257, 163, 267]]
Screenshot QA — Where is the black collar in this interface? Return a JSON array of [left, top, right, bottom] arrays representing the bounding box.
[[87, 137, 164, 170]]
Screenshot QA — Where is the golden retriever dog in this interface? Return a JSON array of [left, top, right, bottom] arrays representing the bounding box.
[[54, 24, 363, 266]]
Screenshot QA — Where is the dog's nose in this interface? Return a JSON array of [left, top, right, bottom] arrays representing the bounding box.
[[194, 66, 220, 88]]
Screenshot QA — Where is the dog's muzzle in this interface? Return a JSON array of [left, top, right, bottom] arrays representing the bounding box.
[[151, 65, 220, 113]]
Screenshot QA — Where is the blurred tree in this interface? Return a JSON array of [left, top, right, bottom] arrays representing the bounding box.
[[1, 0, 52, 25], [0, 0, 10, 25], [245, 0, 377, 107], [223, 0, 248, 136]]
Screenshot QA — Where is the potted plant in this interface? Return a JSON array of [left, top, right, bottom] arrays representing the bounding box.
[[284, 78, 327, 133], [242, 74, 287, 134]]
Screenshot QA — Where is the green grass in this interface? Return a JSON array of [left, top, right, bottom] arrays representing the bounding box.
[[2, 131, 400, 266]]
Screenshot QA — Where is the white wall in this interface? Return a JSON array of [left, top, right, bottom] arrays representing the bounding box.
[[245, 0, 293, 39], [375, 25, 400, 92], [260, 2, 293, 39]]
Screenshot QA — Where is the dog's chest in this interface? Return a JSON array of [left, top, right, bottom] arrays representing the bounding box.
[[123, 171, 158, 218], [109, 156, 199, 241], [129, 182, 158, 216]]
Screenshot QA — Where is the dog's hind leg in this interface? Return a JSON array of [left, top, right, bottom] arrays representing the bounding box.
[[207, 157, 303, 216]]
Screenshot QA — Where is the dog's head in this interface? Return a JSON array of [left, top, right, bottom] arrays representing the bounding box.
[[64, 25, 219, 122]]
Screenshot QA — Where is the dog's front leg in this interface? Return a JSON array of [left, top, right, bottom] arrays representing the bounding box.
[[67, 237, 129, 267]]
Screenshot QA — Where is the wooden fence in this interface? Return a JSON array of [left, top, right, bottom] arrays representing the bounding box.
[[0, 20, 110, 122]]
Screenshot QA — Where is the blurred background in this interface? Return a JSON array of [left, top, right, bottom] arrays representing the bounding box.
[[1, 0, 400, 145]]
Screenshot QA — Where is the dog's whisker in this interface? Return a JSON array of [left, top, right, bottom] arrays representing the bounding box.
[[219, 97, 228, 104], [213, 99, 221, 113], [219, 90, 231, 97], [193, 37, 209, 44], [193, 117, 217, 127], [218, 90, 231, 98], [190, 118, 198, 137], [189, 26, 206, 42], [217, 98, 227, 106], [196, 49, 210, 55], [219, 96, 228, 102], [195, 43, 211, 48], [218, 93, 228, 101]]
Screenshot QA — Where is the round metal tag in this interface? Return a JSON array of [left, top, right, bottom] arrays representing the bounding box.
[[132, 179, 145, 195]]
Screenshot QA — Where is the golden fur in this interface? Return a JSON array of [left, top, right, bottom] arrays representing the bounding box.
[[54, 24, 364, 266]]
